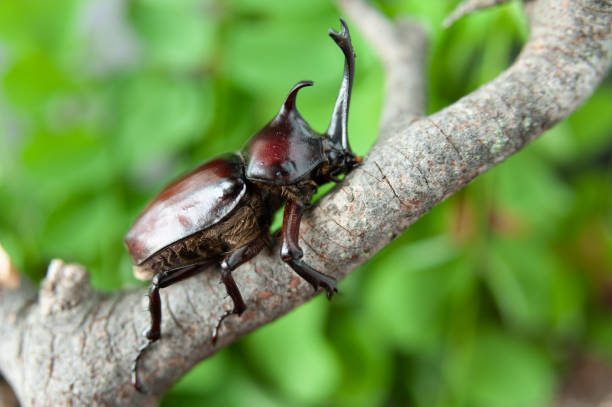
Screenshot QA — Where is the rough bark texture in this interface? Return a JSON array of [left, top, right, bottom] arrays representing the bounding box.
[[0, 0, 610, 405]]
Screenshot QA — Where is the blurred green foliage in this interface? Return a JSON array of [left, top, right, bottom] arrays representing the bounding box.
[[1, 0, 611, 406]]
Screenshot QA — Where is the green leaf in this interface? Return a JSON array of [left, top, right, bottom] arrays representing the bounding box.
[[226, 0, 333, 18], [568, 86, 612, 154], [162, 359, 286, 407], [114, 75, 214, 166], [486, 240, 556, 330], [164, 350, 231, 395], [587, 315, 612, 362], [242, 297, 341, 404], [330, 314, 392, 407], [363, 236, 458, 353], [21, 130, 115, 201], [130, 0, 216, 71], [465, 329, 555, 407], [493, 151, 573, 234], [223, 19, 340, 96], [41, 195, 123, 273], [3, 52, 69, 109]]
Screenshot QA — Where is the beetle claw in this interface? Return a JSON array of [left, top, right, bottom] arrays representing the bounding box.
[[323, 282, 338, 300], [145, 330, 160, 341], [307, 275, 338, 300], [211, 308, 238, 344], [327, 172, 343, 183]]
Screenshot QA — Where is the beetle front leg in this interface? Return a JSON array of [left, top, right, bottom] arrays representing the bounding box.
[[280, 199, 338, 299]]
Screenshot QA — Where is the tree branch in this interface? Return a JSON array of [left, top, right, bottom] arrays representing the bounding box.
[[0, 0, 610, 404]]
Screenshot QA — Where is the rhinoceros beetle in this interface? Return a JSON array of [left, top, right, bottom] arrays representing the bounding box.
[[125, 19, 359, 391]]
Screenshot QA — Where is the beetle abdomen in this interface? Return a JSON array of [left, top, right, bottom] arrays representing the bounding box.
[[125, 153, 247, 265], [133, 191, 267, 281]]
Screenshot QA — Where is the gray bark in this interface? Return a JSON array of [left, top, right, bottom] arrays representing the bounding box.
[[0, 0, 610, 405]]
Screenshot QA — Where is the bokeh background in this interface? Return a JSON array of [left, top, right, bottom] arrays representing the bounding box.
[[1, 0, 611, 406]]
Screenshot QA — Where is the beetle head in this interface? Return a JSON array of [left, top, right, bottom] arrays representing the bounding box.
[[243, 20, 360, 187]]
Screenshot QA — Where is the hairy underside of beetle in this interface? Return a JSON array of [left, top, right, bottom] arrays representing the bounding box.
[[254, 181, 317, 204], [133, 192, 268, 281]]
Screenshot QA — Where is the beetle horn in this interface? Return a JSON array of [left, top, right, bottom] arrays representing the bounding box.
[[326, 19, 355, 155], [279, 80, 313, 117]]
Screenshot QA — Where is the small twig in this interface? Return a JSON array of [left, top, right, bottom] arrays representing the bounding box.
[[39, 260, 91, 315], [0, 243, 19, 289], [443, 0, 516, 28]]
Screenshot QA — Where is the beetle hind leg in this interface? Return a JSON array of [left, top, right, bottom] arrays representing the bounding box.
[[132, 261, 212, 393], [212, 235, 267, 343]]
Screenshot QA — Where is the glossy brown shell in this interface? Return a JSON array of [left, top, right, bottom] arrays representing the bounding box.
[[125, 153, 247, 265], [244, 81, 325, 185]]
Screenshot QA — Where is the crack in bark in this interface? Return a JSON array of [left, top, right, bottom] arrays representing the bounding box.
[[427, 118, 464, 160], [581, 2, 612, 13], [548, 43, 601, 75], [45, 333, 57, 392], [398, 148, 432, 190], [306, 215, 352, 251], [320, 210, 357, 240], [539, 53, 573, 78], [17, 328, 25, 362], [165, 292, 189, 337], [183, 286, 201, 321], [104, 297, 123, 364], [374, 161, 412, 210], [301, 239, 332, 264]]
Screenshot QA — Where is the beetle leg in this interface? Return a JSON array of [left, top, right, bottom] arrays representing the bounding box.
[[132, 261, 211, 393], [263, 232, 276, 253], [280, 200, 338, 299], [145, 261, 213, 340], [213, 236, 267, 343], [326, 168, 344, 183]]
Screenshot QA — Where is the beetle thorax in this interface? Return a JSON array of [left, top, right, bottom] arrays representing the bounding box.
[[318, 135, 359, 183]]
